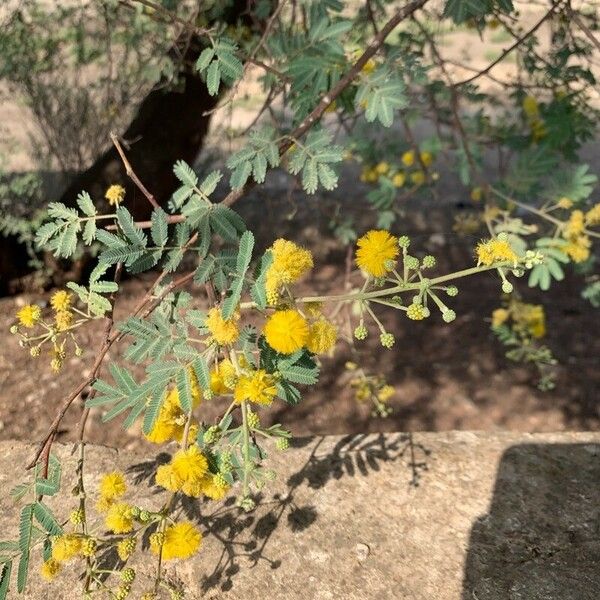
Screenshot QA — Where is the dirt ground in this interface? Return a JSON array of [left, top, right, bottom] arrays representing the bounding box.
[[1, 174, 598, 452]]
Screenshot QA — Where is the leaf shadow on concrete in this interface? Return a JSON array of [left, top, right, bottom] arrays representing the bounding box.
[[462, 443, 600, 600], [126, 432, 431, 594]]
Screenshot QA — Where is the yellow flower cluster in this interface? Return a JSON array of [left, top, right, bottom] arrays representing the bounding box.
[[205, 307, 240, 345], [355, 229, 399, 277], [265, 239, 314, 305], [150, 521, 202, 560], [475, 238, 518, 266], [562, 210, 591, 263], [491, 300, 546, 339], [156, 445, 230, 500], [263, 309, 337, 355], [359, 151, 433, 188], [233, 369, 277, 405], [105, 184, 126, 206], [522, 95, 546, 141], [145, 370, 201, 444], [210, 359, 236, 395], [105, 502, 135, 534]]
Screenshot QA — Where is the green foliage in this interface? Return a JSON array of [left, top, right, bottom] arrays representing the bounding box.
[[287, 130, 343, 194], [227, 127, 280, 189], [195, 37, 244, 96], [443, 0, 514, 24], [355, 66, 407, 127]]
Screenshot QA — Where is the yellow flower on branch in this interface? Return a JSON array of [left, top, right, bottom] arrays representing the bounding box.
[[105, 503, 134, 534], [233, 369, 277, 405], [491, 308, 509, 327], [205, 307, 240, 345], [585, 203, 600, 226], [264, 309, 309, 354], [51, 534, 82, 562], [306, 318, 337, 354], [401, 150, 414, 167], [54, 310, 74, 331], [150, 522, 202, 560], [41, 558, 61, 581], [105, 184, 126, 206], [16, 304, 41, 328], [355, 229, 399, 277], [475, 238, 518, 267], [50, 290, 72, 312], [265, 238, 313, 304], [99, 471, 127, 501]]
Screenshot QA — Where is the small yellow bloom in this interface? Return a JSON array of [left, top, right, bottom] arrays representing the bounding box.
[[470, 187, 483, 202], [264, 309, 309, 354], [210, 359, 236, 394], [401, 150, 415, 167], [51, 534, 82, 562], [105, 184, 126, 206], [377, 385, 395, 402], [50, 290, 72, 312], [233, 369, 277, 405], [419, 151, 433, 167], [16, 304, 41, 328], [491, 308, 509, 328], [374, 161, 389, 175], [99, 471, 127, 501], [41, 558, 61, 581], [306, 318, 338, 354], [200, 473, 230, 501], [392, 172, 406, 188], [117, 538, 137, 561], [105, 503, 134, 534], [361, 58, 376, 74], [475, 238, 518, 266], [150, 522, 202, 560], [557, 197, 573, 210], [205, 307, 240, 345], [171, 445, 209, 487], [564, 210, 585, 238], [564, 235, 591, 263], [265, 239, 313, 305], [355, 230, 399, 278], [522, 95, 539, 118], [410, 170, 425, 186], [585, 203, 600, 226], [54, 310, 74, 331]]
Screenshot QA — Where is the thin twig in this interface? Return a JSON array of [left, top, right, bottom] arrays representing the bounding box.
[[453, 2, 562, 87], [110, 132, 160, 209]]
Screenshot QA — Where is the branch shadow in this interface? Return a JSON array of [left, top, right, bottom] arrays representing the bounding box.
[[462, 443, 600, 600], [126, 432, 431, 593]]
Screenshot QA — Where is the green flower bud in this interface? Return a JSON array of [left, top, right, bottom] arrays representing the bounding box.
[[502, 281, 513, 294], [422, 255, 436, 268], [276, 437, 290, 451], [446, 286, 458, 297], [397, 235, 411, 249], [380, 332, 395, 348], [442, 309, 456, 323], [354, 324, 368, 340]]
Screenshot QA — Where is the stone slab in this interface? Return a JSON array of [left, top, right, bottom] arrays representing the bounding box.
[[0, 432, 599, 599]]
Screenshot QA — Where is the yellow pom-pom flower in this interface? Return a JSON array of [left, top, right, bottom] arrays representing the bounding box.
[[117, 538, 137, 561], [171, 445, 208, 485], [51, 534, 82, 562], [100, 471, 127, 501], [150, 522, 202, 560], [145, 384, 199, 444], [54, 310, 74, 331], [105, 503, 134, 534], [374, 161, 389, 175], [306, 318, 338, 354], [557, 197, 573, 209], [419, 151, 433, 167], [564, 235, 591, 263], [105, 184, 126, 206], [210, 359, 236, 394], [491, 308, 509, 328], [201, 473, 230, 501], [233, 369, 277, 405], [265, 239, 313, 304], [585, 203, 600, 226], [475, 238, 518, 266], [564, 210, 585, 239], [355, 230, 399, 278], [401, 150, 414, 167], [522, 95, 539, 118], [50, 290, 72, 312], [16, 304, 41, 328], [392, 172, 406, 188], [264, 309, 309, 354], [205, 307, 240, 345], [41, 558, 61, 581], [410, 170, 425, 186]]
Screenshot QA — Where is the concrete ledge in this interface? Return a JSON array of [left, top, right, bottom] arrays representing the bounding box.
[[1, 432, 599, 599]]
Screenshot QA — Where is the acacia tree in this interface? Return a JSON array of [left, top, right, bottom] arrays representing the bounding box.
[[2, 0, 600, 597]]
